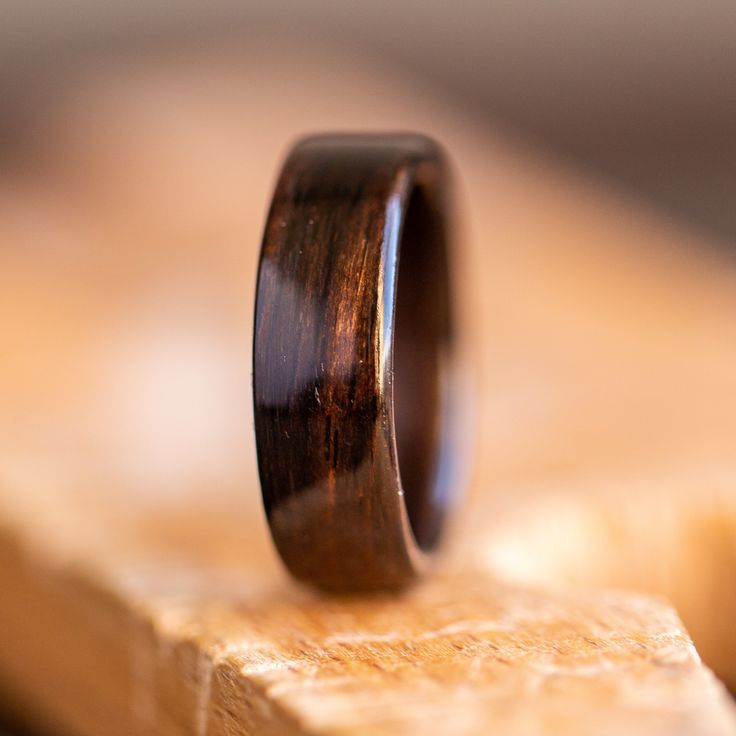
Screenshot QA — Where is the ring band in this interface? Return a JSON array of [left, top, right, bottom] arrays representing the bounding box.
[[254, 133, 457, 592]]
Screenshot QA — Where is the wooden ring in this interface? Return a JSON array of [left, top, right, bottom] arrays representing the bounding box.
[[253, 133, 458, 592]]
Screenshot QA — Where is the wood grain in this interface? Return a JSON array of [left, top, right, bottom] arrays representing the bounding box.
[[254, 134, 454, 591], [0, 39, 735, 734]]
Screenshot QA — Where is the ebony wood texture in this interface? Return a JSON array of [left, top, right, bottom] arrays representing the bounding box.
[[253, 134, 457, 591]]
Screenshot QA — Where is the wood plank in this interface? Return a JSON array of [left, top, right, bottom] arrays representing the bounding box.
[[479, 485, 736, 691], [0, 40, 735, 734]]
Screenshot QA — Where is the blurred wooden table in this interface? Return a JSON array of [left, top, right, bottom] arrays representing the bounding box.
[[0, 41, 735, 735]]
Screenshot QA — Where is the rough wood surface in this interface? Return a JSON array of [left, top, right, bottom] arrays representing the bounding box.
[[0, 40, 735, 735]]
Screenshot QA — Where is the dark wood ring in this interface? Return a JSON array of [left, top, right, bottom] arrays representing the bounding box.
[[253, 133, 457, 592]]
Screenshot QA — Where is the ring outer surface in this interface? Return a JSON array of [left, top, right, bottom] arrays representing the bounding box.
[[253, 133, 455, 592]]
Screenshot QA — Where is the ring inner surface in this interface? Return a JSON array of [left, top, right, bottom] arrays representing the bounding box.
[[393, 183, 451, 552]]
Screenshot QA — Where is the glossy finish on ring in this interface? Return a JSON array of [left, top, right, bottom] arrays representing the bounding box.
[[253, 133, 456, 592]]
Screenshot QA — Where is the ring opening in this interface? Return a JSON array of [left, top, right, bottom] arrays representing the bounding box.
[[393, 183, 452, 552]]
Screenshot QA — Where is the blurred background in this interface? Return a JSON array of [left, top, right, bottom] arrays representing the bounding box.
[[3, 0, 736, 241]]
